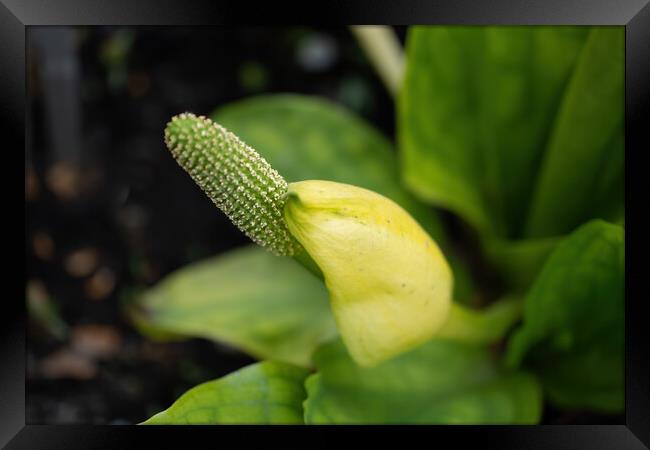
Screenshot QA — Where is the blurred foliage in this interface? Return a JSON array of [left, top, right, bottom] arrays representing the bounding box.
[[99, 29, 136, 91], [399, 26, 587, 237], [507, 220, 624, 412], [398, 26, 623, 289], [304, 338, 541, 424], [130, 246, 336, 367], [143, 361, 308, 424], [238, 60, 269, 93], [27, 280, 69, 341], [523, 30, 624, 237]]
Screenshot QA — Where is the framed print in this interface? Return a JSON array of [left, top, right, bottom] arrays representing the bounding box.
[[4, 0, 649, 448]]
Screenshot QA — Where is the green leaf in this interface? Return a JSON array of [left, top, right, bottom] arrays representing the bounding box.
[[524, 27, 624, 238], [304, 339, 542, 424], [507, 220, 624, 412], [142, 361, 309, 424], [211, 94, 446, 243], [132, 246, 337, 367], [399, 26, 589, 238]]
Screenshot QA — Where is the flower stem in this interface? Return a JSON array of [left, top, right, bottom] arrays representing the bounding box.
[[350, 26, 404, 97], [437, 296, 523, 345]]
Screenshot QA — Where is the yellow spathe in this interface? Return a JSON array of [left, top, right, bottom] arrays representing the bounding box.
[[284, 180, 453, 367]]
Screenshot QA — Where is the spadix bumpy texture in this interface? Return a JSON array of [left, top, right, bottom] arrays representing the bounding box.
[[164, 113, 301, 256], [284, 180, 453, 367]]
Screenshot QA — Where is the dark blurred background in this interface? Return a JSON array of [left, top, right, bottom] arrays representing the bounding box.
[[25, 26, 398, 424]]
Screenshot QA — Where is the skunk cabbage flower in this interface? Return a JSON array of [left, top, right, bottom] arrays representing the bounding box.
[[164, 113, 455, 367], [284, 180, 453, 366]]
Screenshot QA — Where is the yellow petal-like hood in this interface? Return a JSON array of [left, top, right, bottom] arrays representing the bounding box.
[[284, 180, 453, 366]]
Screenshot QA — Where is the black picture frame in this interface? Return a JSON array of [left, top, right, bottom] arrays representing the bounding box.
[[6, 0, 649, 448]]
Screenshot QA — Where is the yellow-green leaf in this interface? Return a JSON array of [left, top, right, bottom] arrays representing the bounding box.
[[143, 361, 309, 424], [304, 339, 542, 424], [507, 220, 624, 412], [131, 246, 337, 367], [398, 26, 588, 237]]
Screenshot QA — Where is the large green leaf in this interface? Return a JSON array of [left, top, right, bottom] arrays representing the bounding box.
[[524, 27, 624, 238], [507, 220, 624, 412], [211, 94, 446, 243], [304, 339, 542, 424], [143, 361, 309, 424], [399, 26, 589, 238], [131, 246, 337, 367]]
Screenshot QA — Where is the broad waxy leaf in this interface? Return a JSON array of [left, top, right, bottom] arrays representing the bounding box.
[[398, 26, 623, 288], [304, 339, 542, 424], [524, 27, 624, 238], [132, 246, 337, 367], [507, 220, 624, 411], [211, 94, 446, 243], [399, 26, 589, 238], [143, 361, 309, 424]]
